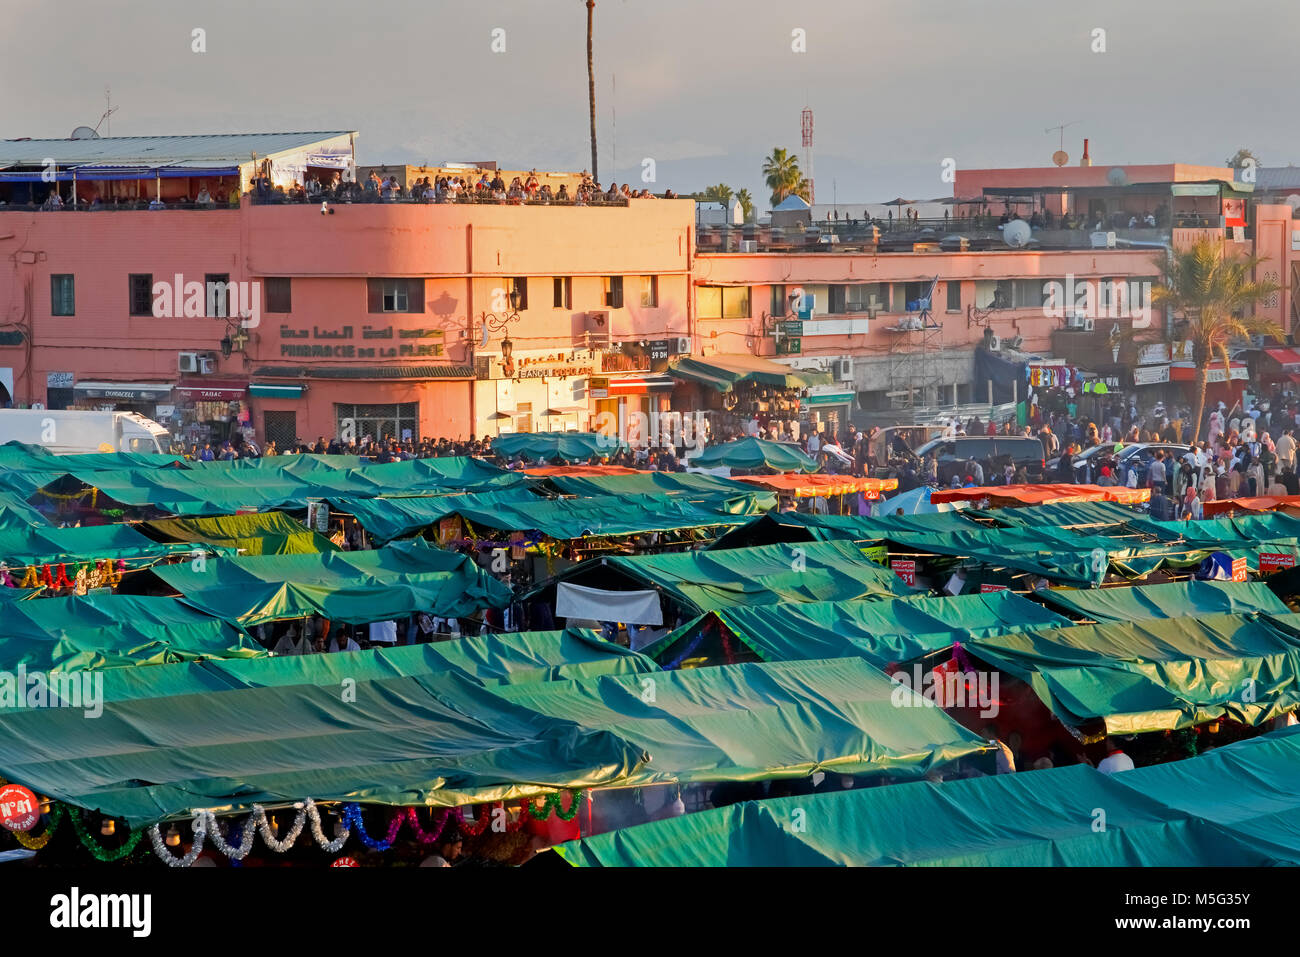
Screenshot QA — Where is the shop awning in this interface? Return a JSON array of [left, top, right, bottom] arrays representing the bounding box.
[[73, 381, 173, 401], [667, 354, 831, 393], [1204, 495, 1300, 518], [1265, 348, 1300, 372], [174, 378, 247, 401], [249, 383, 304, 398], [734, 473, 898, 499], [804, 389, 855, 406]]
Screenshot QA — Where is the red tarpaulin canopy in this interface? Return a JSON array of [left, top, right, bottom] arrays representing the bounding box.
[[929, 483, 1150, 506], [734, 473, 899, 500], [1203, 495, 1300, 517]]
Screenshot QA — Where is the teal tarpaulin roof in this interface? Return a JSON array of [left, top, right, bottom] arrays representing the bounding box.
[[689, 438, 820, 473], [0, 509, 196, 567], [1037, 580, 1291, 623]]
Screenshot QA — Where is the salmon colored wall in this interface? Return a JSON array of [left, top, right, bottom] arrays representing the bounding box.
[[955, 163, 1234, 198], [255, 379, 473, 444]]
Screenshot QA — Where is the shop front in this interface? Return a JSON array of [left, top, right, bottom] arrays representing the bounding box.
[[473, 347, 597, 438], [71, 381, 173, 421], [590, 373, 677, 445], [1170, 360, 1249, 411], [802, 386, 855, 440], [172, 378, 250, 448], [666, 353, 831, 441]]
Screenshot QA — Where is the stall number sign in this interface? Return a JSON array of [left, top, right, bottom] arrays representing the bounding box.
[[890, 559, 916, 586], [980, 584, 1009, 593], [0, 783, 40, 832], [1260, 552, 1296, 575], [331, 857, 359, 868], [1232, 557, 1248, 582]]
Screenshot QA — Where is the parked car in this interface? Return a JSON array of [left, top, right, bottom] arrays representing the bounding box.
[[1050, 442, 1191, 485], [911, 435, 1046, 485]]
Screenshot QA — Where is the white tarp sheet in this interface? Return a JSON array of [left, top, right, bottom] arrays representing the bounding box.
[[556, 582, 663, 626]]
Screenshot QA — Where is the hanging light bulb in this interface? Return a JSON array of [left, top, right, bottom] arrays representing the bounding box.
[[266, 814, 279, 838], [100, 817, 116, 836], [39, 799, 51, 815], [165, 824, 181, 847]]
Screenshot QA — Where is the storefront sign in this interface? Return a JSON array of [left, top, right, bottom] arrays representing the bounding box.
[[1136, 343, 1170, 365], [46, 372, 74, 389], [589, 376, 609, 399], [73, 382, 172, 401], [1232, 557, 1248, 582], [1170, 340, 1193, 362], [649, 340, 670, 361], [979, 584, 1009, 593], [307, 501, 330, 534], [280, 343, 443, 358], [861, 545, 887, 566], [890, 559, 916, 586], [776, 337, 802, 356], [1132, 364, 1171, 386], [175, 379, 247, 401], [781, 320, 804, 337], [279, 325, 443, 341], [1260, 551, 1296, 575]]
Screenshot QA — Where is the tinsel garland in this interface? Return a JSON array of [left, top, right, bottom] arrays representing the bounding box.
[[11, 803, 63, 849], [526, 791, 585, 821], [451, 803, 492, 836], [66, 810, 144, 862], [148, 815, 208, 867]]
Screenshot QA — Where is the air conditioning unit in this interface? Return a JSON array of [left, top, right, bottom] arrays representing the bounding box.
[[198, 355, 216, 375], [987, 335, 1002, 351], [1007, 335, 1025, 350], [584, 310, 611, 349], [1065, 311, 1087, 330], [674, 336, 691, 354], [835, 358, 853, 381], [1089, 231, 1117, 249], [740, 240, 759, 253], [178, 352, 199, 374]]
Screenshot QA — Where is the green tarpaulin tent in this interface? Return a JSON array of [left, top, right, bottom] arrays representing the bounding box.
[[144, 512, 339, 555], [668, 354, 831, 392], [556, 727, 1300, 866], [154, 539, 511, 626], [709, 511, 975, 550], [545, 471, 765, 500], [533, 540, 919, 617], [689, 437, 820, 473], [965, 612, 1300, 735], [330, 489, 545, 542], [0, 593, 263, 672], [492, 658, 994, 787], [0, 509, 197, 567], [974, 500, 1142, 531], [1037, 580, 1291, 623], [643, 591, 1073, 666], [490, 432, 627, 463]]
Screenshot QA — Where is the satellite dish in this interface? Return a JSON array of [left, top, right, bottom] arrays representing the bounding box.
[[70, 126, 100, 140], [478, 321, 489, 349], [1052, 150, 1069, 167], [1003, 219, 1032, 247], [1106, 167, 1129, 187]]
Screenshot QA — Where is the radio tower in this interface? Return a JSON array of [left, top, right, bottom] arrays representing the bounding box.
[[800, 106, 814, 205]]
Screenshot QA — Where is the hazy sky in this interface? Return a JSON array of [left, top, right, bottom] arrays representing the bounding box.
[[4, 0, 1296, 208]]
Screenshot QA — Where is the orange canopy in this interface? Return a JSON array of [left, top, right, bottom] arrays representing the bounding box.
[[523, 465, 646, 476], [929, 483, 1151, 506], [1203, 495, 1300, 518], [735, 473, 899, 500]]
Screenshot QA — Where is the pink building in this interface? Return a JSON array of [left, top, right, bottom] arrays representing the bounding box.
[[0, 132, 694, 448]]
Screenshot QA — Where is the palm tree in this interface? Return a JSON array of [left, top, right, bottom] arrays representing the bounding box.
[[762, 148, 804, 206], [586, 0, 598, 183], [703, 183, 733, 205], [1151, 237, 1280, 441], [735, 188, 754, 223]]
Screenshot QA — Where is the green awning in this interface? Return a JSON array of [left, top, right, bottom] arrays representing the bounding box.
[[1170, 183, 1225, 196], [965, 612, 1300, 736], [689, 437, 820, 473], [803, 390, 854, 406], [154, 539, 511, 626], [975, 500, 1141, 531], [0, 593, 264, 672], [643, 591, 1073, 666], [1038, 580, 1291, 623], [556, 728, 1300, 866], [0, 508, 197, 567], [144, 512, 339, 555], [249, 383, 305, 398], [545, 471, 772, 508], [330, 489, 545, 542], [533, 540, 919, 616], [668, 354, 831, 393], [709, 510, 975, 550]]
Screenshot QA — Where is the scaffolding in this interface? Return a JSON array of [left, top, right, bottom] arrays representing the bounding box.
[[884, 277, 943, 410]]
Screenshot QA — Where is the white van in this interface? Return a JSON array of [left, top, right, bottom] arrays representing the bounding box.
[[0, 409, 170, 454]]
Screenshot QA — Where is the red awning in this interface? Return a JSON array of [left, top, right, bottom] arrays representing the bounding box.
[[607, 374, 676, 396], [1168, 362, 1247, 383], [930, 483, 1150, 506], [1265, 348, 1300, 369], [174, 378, 248, 401]]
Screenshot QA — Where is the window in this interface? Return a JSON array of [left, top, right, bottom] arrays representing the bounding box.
[[828, 285, 847, 314], [128, 274, 153, 316], [697, 285, 750, 320], [263, 410, 298, 449], [510, 277, 528, 311], [50, 274, 74, 316], [265, 277, 292, 313], [205, 273, 231, 317], [553, 276, 572, 309], [367, 279, 424, 313], [946, 280, 962, 312], [639, 275, 658, 308], [846, 284, 887, 312], [336, 402, 419, 443], [1013, 279, 1044, 309], [771, 284, 786, 317], [604, 276, 624, 308]]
